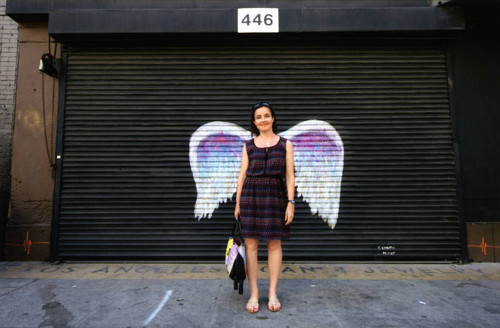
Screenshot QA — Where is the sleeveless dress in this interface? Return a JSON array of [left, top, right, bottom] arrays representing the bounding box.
[[240, 136, 291, 240]]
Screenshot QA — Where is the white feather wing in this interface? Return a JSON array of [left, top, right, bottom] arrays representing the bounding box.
[[280, 120, 344, 229], [189, 121, 251, 219]]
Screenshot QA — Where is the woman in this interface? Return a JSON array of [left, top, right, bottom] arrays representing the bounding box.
[[234, 101, 295, 313]]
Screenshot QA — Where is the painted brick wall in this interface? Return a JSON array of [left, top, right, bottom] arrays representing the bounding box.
[[0, 0, 19, 260]]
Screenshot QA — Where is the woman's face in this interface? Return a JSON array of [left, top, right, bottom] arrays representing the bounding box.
[[253, 106, 274, 133]]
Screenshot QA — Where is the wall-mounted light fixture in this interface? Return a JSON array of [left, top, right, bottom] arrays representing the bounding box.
[[39, 53, 60, 78]]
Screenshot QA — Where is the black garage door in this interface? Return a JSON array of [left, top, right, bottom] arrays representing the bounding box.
[[53, 44, 462, 261]]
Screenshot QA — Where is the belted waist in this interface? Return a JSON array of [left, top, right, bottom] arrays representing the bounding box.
[[246, 175, 283, 179]]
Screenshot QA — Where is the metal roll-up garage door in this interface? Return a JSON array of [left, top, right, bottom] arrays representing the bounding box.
[[55, 45, 461, 261]]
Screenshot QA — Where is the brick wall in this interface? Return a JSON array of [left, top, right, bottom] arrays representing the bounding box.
[[0, 0, 19, 260]]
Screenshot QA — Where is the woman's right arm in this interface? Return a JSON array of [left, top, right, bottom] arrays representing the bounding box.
[[234, 143, 249, 220]]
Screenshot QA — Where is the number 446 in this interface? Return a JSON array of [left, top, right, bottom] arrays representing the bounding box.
[[241, 14, 274, 26]]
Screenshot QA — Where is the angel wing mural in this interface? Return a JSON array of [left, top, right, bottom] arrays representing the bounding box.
[[189, 120, 344, 229]]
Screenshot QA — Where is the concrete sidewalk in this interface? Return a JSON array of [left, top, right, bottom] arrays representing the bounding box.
[[0, 262, 499, 328]]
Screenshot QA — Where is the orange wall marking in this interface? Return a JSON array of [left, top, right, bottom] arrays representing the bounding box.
[[6, 232, 50, 255], [468, 237, 500, 256]]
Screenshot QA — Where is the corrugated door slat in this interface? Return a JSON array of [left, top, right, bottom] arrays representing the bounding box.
[[56, 46, 460, 261]]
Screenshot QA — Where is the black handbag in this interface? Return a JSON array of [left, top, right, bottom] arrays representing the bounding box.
[[225, 220, 246, 294]]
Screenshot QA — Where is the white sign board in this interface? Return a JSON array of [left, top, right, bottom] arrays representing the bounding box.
[[238, 8, 279, 33]]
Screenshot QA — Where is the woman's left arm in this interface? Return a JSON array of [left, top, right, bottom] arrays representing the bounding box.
[[285, 140, 295, 225]]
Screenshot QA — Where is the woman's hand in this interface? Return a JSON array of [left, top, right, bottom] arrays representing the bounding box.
[[285, 202, 294, 225], [234, 204, 240, 220]]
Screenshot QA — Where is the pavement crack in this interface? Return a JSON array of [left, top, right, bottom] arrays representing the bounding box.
[[0, 278, 39, 297], [205, 281, 222, 328], [455, 282, 489, 289]]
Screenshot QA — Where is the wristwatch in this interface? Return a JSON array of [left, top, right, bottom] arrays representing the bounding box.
[[288, 200, 296, 205]]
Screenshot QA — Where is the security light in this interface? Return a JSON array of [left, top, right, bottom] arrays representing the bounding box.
[[39, 53, 60, 78]]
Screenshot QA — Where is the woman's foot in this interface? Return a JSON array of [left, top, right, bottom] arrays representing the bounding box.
[[268, 295, 281, 312], [246, 296, 259, 314]]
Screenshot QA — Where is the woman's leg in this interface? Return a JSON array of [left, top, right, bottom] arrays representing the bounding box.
[[267, 239, 282, 298], [245, 238, 259, 298]]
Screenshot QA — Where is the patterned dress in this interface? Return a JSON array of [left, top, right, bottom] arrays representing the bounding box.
[[240, 136, 291, 240]]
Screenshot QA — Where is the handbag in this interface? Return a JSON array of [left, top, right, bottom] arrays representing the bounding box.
[[225, 219, 246, 294]]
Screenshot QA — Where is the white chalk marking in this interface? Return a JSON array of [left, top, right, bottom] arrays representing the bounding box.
[[143, 290, 173, 327]]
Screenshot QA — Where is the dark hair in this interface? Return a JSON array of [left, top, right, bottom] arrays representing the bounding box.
[[250, 101, 278, 136]]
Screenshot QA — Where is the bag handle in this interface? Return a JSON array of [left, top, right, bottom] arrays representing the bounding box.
[[231, 220, 245, 245]]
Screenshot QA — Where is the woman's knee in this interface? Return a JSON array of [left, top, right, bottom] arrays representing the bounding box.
[[267, 240, 282, 252], [246, 238, 259, 252]]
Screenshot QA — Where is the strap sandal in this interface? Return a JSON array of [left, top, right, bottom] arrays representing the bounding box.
[[268, 295, 281, 312], [246, 296, 259, 314]]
